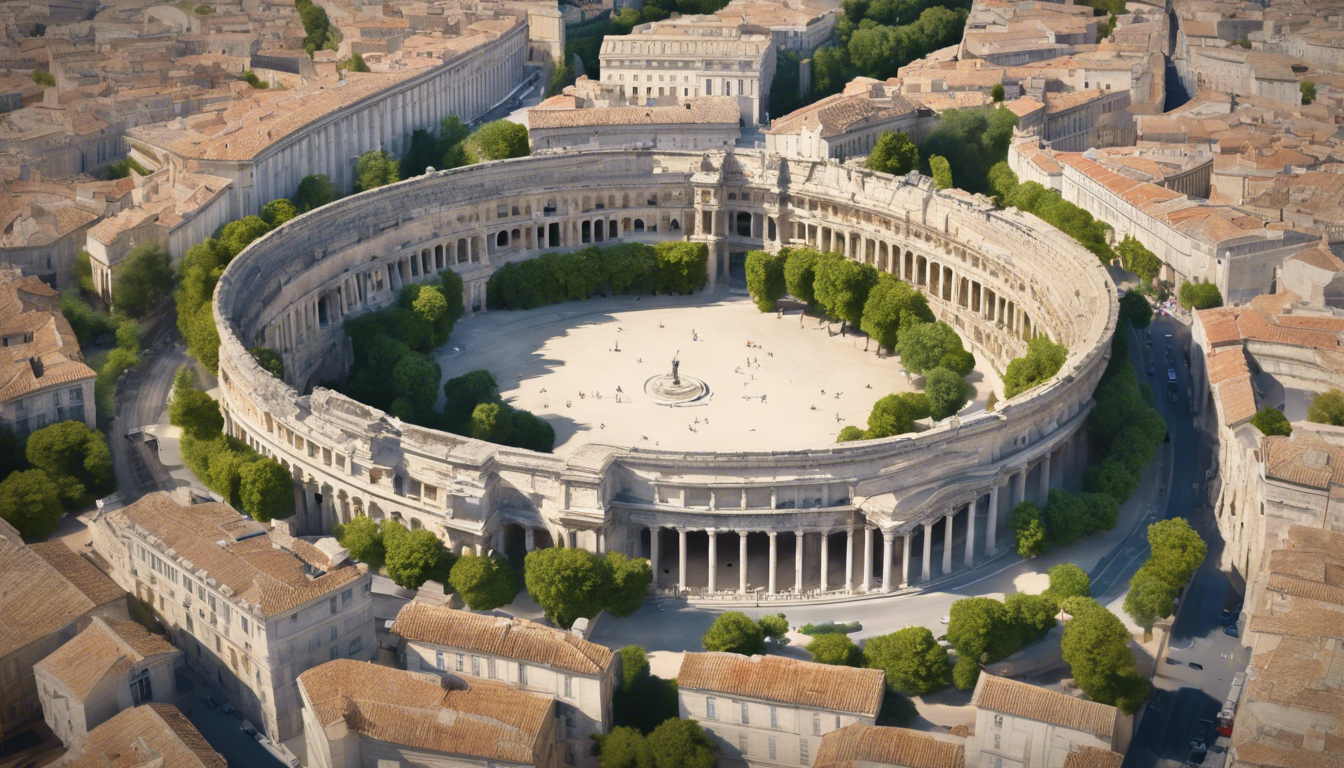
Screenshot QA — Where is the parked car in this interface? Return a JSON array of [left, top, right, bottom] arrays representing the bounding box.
[[1224, 624, 1239, 638], [1165, 658, 1182, 666], [1218, 608, 1234, 623], [1190, 719, 1214, 752], [1148, 362, 1156, 376], [1189, 662, 1205, 671]]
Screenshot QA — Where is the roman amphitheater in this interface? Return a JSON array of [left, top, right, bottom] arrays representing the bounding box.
[[212, 149, 1117, 601]]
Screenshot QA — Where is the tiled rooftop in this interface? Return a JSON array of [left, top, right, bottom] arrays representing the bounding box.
[[814, 723, 965, 768], [390, 602, 615, 675], [36, 616, 178, 700], [970, 674, 1120, 740], [57, 703, 226, 768], [677, 652, 886, 716]]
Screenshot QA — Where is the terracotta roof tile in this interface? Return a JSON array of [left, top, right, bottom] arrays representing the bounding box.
[[36, 616, 178, 700], [0, 271, 96, 402], [58, 703, 227, 768], [970, 675, 1119, 740], [29, 542, 126, 608], [677, 653, 885, 716], [1062, 746, 1124, 768], [0, 538, 117, 658], [814, 724, 964, 768], [391, 603, 614, 675], [530, 97, 740, 129], [298, 659, 552, 762], [1261, 436, 1344, 490]]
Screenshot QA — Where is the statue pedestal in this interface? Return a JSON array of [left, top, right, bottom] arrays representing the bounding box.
[[644, 373, 709, 404]]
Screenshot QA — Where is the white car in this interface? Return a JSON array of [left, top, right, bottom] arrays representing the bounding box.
[[939, 616, 950, 624]]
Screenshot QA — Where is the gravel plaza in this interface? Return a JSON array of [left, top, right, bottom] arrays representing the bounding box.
[[437, 291, 1003, 455]]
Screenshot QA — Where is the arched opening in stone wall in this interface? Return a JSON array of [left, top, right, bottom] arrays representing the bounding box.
[[735, 212, 752, 237], [633, 218, 645, 232], [581, 220, 592, 243], [502, 523, 529, 569]]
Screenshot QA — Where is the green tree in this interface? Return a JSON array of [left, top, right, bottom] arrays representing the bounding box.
[[929, 155, 953, 189], [769, 48, 802, 118], [1043, 489, 1091, 547], [863, 392, 930, 439], [242, 70, 268, 89], [987, 161, 1019, 204], [1118, 291, 1152, 330], [238, 458, 294, 522], [112, 243, 173, 317], [25, 420, 113, 506], [249, 348, 284, 379], [354, 149, 400, 192], [400, 128, 441, 178], [1308, 389, 1344, 426], [606, 551, 653, 617], [919, 107, 1019, 196], [386, 528, 448, 589], [525, 547, 611, 628], [465, 120, 530, 162], [1008, 501, 1047, 558], [1002, 336, 1069, 398], [449, 554, 519, 610], [808, 633, 860, 665], [896, 321, 963, 374], [75, 250, 95, 294], [334, 514, 385, 569], [745, 250, 788, 312], [31, 70, 56, 86], [469, 402, 514, 444], [345, 51, 370, 72], [923, 366, 972, 420], [1122, 565, 1177, 633], [1046, 563, 1091, 603], [218, 216, 271, 258], [862, 626, 950, 695], [1146, 518, 1206, 588], [646, 719, 717, 768], [0, 470, 64, 539], [1177, 281, 1222, 310], [612, 645, 681, 734], [443, 370, 500, 431], [991, 82, 1005, 102], [1301, 80, 1316, 105], [169, 368, 223, 440], [758, 613, 789, 645], [860, 275, 932, 352], [813, 256, 877, 330], [783, 247, 823, 305], [599, 727, 654, 768], [1116, 236, 1161, 285], [701, 611, 766, 655], [260, 198, 299, 228], [1004, 593, 1057, 647], [391, 353, 442, 419], [412, 284, 449, 324], [294, 174, 336, 211], [1060, 598, 1147, 713], [1250, 406, 1291, 436], [866, 131, 920, 176]]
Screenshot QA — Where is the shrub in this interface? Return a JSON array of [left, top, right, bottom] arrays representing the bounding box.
[[1308, 389, 1344, 427], [449, 554, 518, 610], [701, 612, 765, 655], [1250, 407, 1291, 437], [745, 250, 788, 312], [1177, 281, 1222, 310], [1002, 336, 1068, 399], [862, 626, 949, 695], [808, 633, 860, 665], [799, 620, 862, 636]]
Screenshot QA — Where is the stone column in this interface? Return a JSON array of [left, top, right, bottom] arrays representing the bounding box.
[[921, 521, 934, 581], [942, 512, 954, 575], [845, 528, 855, 592], [986, 484, 999, 555], [649, 527, 660, 584], [964, 502, 976, 567], [707, 530, 717, 593], [794, 530, 805, 593], [1039, 452, 1052, 502], [738, 531, 748, 595], [1013, 468, 1026, 507], [678, 529, 687, 591], [881, 530, 894, 592], [820, 532, 829, 593], [768, 531, 778, 595], [862, 527, 873, 592], [901, 534, 912, 587]]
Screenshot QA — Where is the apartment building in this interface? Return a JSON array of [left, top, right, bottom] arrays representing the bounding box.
[[599, 16, 777, 124], [0, 268, 96, 436], [391, 602, 617, 768], [90, 492, 375, 741], [53, 703, 227, 768], [35, 616, 182, 746], [677, 652, 886, 768], [0, 534, 127, 735], [298, 658, 560, 768], [967, 674, 1128, 768]]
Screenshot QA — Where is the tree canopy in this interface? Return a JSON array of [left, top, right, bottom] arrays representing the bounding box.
[[1177, 281, 1223, 310], [1045, 563, 1091, 603], [813, 255, 877, 329], [294, 174, 336, 211], [1116, 236, 1162, 285], [465, 120, 530, 162], [745, 250, 788, 312], [1308, 389, 1344, 427], [918, 107, 1018, 195], [923, 366, 973, 420], [928, 155, 953, 189], [449, 554, 518, 610], [1250, 407, 1292, 437], [1118, 291, 1152, 330], [354, 149, 400, 192], [169, 368, 223, 440], [334, 514, 385, 570], [808, 633, 860, 666], [112, 243, 173, 317], [25, 420, 113, 507], [1061, 598, 1149, 713], [1002, 336, 1069, 399], [386, 527, 454, 589], [862, 626, 950, 695], [866, 131, 920, 176], [524, 547, 612, 628], [0, 470, 64, 539], [238, 458, 294, 522], [701, 611, 766, 655], [896, 321, 967, 375], [860, 274, 933, 352]]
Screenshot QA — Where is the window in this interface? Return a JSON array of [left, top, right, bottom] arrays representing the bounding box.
[[348, 637, 362, 655], [436, 651, 445, 670], [813, 713, 820, 736], [770, 706, 778, 728], [741, 702, 749, 724], [329, 626, 338, 643], [835, 716, 840, 729], [342, 589, 352, 606], [739, 732, 748, 755], [706, 697, 717, 719], [472, 656, 481, 676], [565, 745, 576, 765], [329, 646, 338, 660], [130, 672, 152, 705], [768, 737, 777, 760], [993, 734, 1001, 749], [329, 597, 337, 615], [240, 617, 249, 635], [800, 739, 809, 765], [455, 654, 464, 672], [488, 658, 497, 679], [993, 714, 1003, 729], [565, 715, 577, 739], [519, 664, 528, 685], [564, 676, 573, 698]]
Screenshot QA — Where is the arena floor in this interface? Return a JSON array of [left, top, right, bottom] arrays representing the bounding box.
[[437, 291, 1003, 456]]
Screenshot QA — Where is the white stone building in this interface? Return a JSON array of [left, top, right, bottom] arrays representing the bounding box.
[[0, 268, 96, 437], [716, 0, 839, 55], [0, 537, 127, 736], [89, 492, 376, 741], [766, 79, 923, 161], [677, 652, 886, 768], [528, 94, 741, 153], [391, 602, 617, 768], [814, 723, 966, 768], [599, 16, 776, 125], [967, 674, 1129, 767], [35, 616, 182, 747], [298, 658, 560, 768], [52, 703, 227, 768]]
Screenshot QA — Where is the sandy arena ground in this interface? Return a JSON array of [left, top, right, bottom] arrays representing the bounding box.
[[437, 292, 1002, 456]]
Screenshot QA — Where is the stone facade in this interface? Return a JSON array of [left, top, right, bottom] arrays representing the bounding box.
[[968, 674, 1129, 767], [211, 149, 1116, 604]]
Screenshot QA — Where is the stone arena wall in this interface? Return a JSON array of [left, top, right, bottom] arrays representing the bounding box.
[[213, 149, 1117, 600]]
